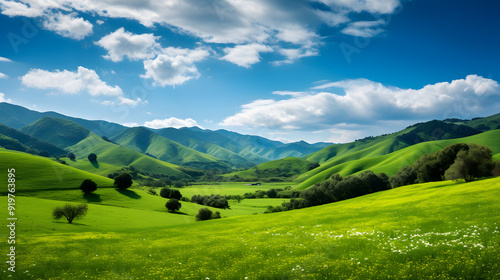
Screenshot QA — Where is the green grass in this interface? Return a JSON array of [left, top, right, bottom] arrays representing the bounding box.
[[2, 176, 499, 279], [66, 133, 187, 178], [181, 182, 293, 197], [295, 129, 500, 189], [224, 157, 312, 180]]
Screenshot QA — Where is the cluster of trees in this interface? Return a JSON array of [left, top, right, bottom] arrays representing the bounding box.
[[159, 187, 182, 200], [191, 194, 230, 209], [196, 208, 221, 221], [390, 143, 495, 187], [267, 171, 390, 213]]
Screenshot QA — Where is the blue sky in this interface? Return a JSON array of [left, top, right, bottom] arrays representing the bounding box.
[[0, 0, 499, 143]]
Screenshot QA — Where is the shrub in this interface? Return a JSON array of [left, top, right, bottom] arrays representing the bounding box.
[[67, 152, 76, 161], [160, 187, 182, 200], [196, 208, 213, 221], [52, 204, 88, 224], [87, 153, 97, 163], [166, 199, 182, 213], [114, 173, 133, 190], [80, 179, 97, 194]]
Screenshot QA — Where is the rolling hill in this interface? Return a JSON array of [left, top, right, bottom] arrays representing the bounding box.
[[111, 127, 233, 170], [295, 129, 500, 189], [0, 122, 66, 156], [224, 157, 315, 181], [19, 117, 92, 148]]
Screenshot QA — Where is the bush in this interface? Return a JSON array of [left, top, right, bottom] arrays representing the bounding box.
[[114, 173, 133, 190], [87, 153, 97, 163], [52, 204, 88, 224], [79, 179, 97, 194], [191, 194, 229, 209], [160, 187, 182, 200], [67, 152, 76, 161], [166, 199, 182, 213], [196, 208, 213, 221]]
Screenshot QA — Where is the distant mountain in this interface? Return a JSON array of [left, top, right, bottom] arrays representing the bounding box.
[[20, 117, 92, 148], [0, 102, 126, 136], [0, 122, 66, 156], [111, 127, 233, 170]]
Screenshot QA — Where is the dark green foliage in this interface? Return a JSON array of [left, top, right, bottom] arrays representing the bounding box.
[[397, 120, 481, 146], [165, 199, 182, 213], [391, 143, 494, 186], [114, 173, 133, 189], [80, 179, 97, 194], [52, 203, 88, 224], [196, 208, 213, 221], [307, 162, 320, 170], [159, 187, 182, 200], [266, 189, 278, 198], [444, 144, 494, 182], [68, 152, 76, 161], [191, 194, 229, 209], [87, 153, 97, 163]]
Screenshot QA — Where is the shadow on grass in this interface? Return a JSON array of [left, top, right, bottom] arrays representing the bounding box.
[[90, 161, 100, 168], [168, 211, 189, 215], [116, 189, 141, 199], [53, 221, 90, 226], [83, 193, 102, 202]]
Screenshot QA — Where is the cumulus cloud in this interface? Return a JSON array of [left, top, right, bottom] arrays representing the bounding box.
[[118, 96, 145, 106], [141, 47, 210, 86], [0, 0, 44, 17], [43, 12, 93, 40], [0, 93, 12, 102], [341, 19, 386, 38], [222, 75, 500, 130], [144, 117, 201, 129], [0, 57, 12, 62], [0, 73, 7, 79], [95, 28, 160, 62], [21, 66, 123, 96], [221, 43, 273, 68]]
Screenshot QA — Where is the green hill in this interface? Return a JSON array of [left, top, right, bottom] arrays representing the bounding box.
[[111, 127, 232, 170], [0, 122, 66, 156], [295, 129, 500, 189], [66, 133, 188, 179], [225, 157, 314, 181], [19, 117, 91, 148], [0, 150, 113, 193]]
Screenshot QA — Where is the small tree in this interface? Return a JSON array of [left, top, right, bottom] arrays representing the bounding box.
[[68, 152, 76, 161], [445, 144, 494, 182], [88, 153, 97, 163], [80, 179, 97, 194], [196, 208, 213, 221], [166, 199, 181, 213], [52, 204, 88, 224], [114, 173, 133, 189]]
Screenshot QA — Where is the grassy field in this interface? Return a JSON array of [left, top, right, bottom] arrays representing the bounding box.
[[1, 175, 498, 279]]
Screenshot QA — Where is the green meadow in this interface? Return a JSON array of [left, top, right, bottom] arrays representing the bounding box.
[[1, 171, 499, 279]]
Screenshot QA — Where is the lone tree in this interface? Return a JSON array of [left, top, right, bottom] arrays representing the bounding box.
[[52, 203, 88, 224], [114, 173, 133, 189], [445, 144, 494, 182], [67, 152, 76, 161], [80, 179, 97, 194], [166, 199, 182, 213], [88, 153, 97, 163], [196, 208, 213, 221]]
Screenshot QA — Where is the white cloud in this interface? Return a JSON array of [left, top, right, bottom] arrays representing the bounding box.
[[272, 91, 306, 97], [96, 19, 104, 25], [118, 96, 145, 106], [21, 66, 123, 96], [318, 0, 401, 14], [123, 122, 140, 127], [43, 12, 93, 40], [341, 19, 385, 38], [274, 47, 319, 65], [144, 117, 201, 129], [222, 75, 500, 130], [221, 43, 273, 68], [0, 57, 12, 62], [141, 47, 210, 86], [95, 28, 160, 62], [0, 93, 12, 103], [0, 0, 44, 17], [0, 73, 7, 79]]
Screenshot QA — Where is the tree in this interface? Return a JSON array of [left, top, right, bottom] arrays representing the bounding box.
[[444, 144, 494, 182], [87, 153, 97, 163], [196, 208, 213, 221], [52, 204, 88, 224], [67, 152, 76, 161], [266, 189, 277, 198], [165, 199, 181, 213], [80, 179, 97, 194], [114, 173, 133, 189], [160, 187, 182, 200]]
